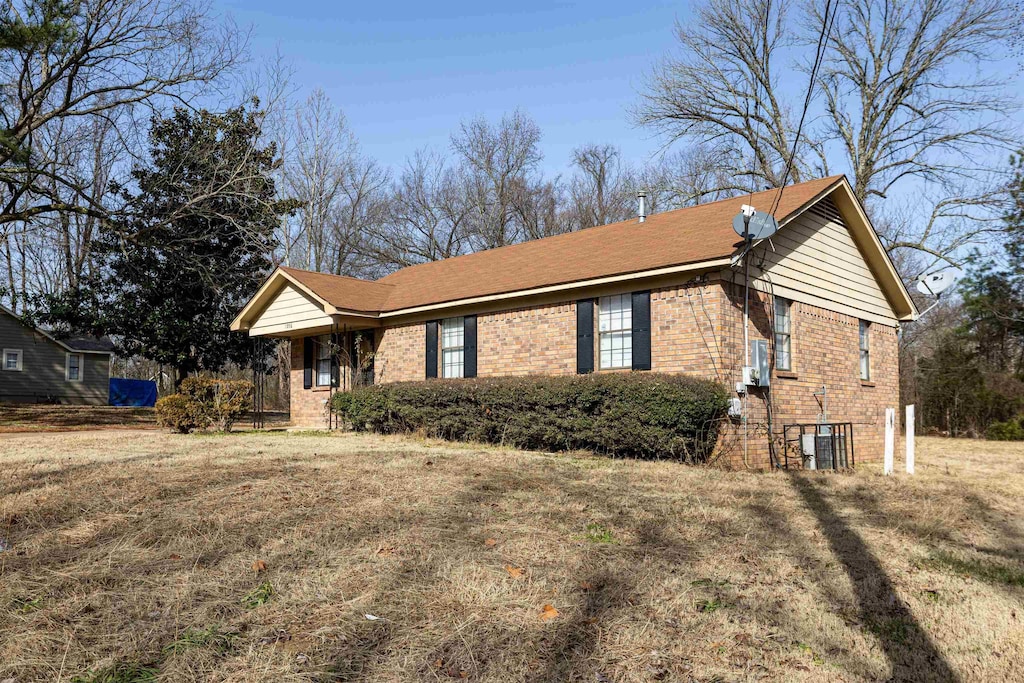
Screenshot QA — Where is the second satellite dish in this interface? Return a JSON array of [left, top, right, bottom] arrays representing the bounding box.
[[732, 211, 779, 240], [915, 269, 960, 298]]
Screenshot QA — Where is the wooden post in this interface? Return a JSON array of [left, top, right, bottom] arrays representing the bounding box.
[[906, 404, 915, 475], [884, 408, 895, 475]]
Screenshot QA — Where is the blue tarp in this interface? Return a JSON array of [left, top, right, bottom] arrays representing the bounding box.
[[109, 378, 158, 407]]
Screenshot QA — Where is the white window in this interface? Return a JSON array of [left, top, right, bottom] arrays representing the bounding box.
[[774, 298, 792, 371], [315, 334, 332, 386], [859, 320, 871, 380], [66, 353, 83, 382], [441, 317, 464, 378], [3, 348, 22, 371], [598, 294, 632, 369]]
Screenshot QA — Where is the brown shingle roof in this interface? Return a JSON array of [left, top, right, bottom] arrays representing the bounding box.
[[280, 267, 395, 314], [287, 176, 843, 314]]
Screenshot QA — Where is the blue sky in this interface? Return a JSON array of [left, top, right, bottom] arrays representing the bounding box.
[[216, 0, 689, 176], [215, 0, 1022, 192]]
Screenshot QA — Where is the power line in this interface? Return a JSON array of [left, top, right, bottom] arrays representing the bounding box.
[[768, 0, 839, 218]]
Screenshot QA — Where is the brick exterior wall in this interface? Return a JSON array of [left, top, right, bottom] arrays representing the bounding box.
[[289, 336, 331, 428], [717, 280, 898, 468], [286, 276, 900, 469], [374, 322, 424, 385], [477, 302, 577, 377]]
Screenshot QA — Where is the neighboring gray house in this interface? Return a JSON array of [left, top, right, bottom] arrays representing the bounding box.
[[0, 305, 113, 405]]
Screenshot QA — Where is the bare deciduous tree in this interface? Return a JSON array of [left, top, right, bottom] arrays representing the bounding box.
[[285, 88, 356, 271], [637, 0, 1020, 273], [0, 0, 244, 226], [367, 149, 472, 269], [817, 0, 1016, 202], [634, 0, 801, 191], [451, 109, 544, 249], [566, 144, 634, 228]]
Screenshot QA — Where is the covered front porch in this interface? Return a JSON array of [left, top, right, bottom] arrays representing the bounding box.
[[231, 266, 389, 427]]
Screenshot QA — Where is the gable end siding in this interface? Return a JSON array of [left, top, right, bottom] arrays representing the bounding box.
[[248, 283, 333, 336], [753, 197, 898, 323]]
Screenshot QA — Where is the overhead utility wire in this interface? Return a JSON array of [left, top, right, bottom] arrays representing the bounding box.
[[768, 0, 839, 218]]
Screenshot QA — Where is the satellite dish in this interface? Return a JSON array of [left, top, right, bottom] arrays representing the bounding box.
[[732, 210, 779, 240], [915, 269, 960, 298]]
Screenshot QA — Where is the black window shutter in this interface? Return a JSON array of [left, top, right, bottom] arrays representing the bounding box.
[[302, 336, 313, 389], [425, 321, 439, 378], [632, 290, 652, 371], [576, 299, 595, 374], [464, 315, 477, 378]]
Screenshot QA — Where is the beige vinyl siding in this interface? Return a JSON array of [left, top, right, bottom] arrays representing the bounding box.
[[248, 284, 334, 336], [756, 198, 898, 324]]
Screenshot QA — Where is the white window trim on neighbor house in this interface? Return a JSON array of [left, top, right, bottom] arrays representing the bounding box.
[[859, 320, 871, 381], [315, 334, 332, 387], [774, 298, 792, 372], [4, 348, 23, 371], [441, 317, 465, 378], [598, 294, 632, 369], [65, 352, 83, 382]]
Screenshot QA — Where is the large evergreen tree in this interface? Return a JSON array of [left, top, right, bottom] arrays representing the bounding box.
[[37, 101, 292, 385]]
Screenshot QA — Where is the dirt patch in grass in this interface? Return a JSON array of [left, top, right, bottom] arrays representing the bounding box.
[[1, 433, 1022, 682], [0, 405, 292, 433], [0, 405, 158, 432]]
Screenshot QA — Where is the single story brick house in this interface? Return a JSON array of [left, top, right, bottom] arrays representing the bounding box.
[[232, 175, 917, 467], [1, 305, 114, 405]]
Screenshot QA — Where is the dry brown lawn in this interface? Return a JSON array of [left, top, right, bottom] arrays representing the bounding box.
[[0, 431, 1022, 682]]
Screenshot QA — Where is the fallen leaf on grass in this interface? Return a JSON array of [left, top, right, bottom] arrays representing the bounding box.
[[252, 560, 267, 573], [484, 538, 497, 547], [540, 604, 559, 621], [505, 565, 524, 579]]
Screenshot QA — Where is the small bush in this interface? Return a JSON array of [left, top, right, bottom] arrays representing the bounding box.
[[985, 417, 1024, 441], [330, 373, 728, 461], [155, 394, 204, 433], [155, 378, 253, 433]]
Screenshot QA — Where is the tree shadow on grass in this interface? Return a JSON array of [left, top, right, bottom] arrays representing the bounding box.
[[788, 474, 960, 683]]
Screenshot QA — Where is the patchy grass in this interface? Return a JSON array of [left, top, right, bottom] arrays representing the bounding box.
[[70, 661, 158, 683], [582, 522, 618, 544], [922, 550, 1024, 587], [0, 432, 1022, 682], [241, 581, 274, 609], [163, 625, 239, 656]]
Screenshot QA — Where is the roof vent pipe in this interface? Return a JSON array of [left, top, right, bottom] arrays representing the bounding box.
[[637, 191, 647, 223]]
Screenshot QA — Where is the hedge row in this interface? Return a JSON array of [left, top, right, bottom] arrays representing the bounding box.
[[331, 373, 729, 461]]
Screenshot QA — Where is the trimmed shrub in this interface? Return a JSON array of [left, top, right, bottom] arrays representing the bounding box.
[[156, 378, 253, 433], [331, 373, 729, 461], [180, 378, 253, 431], [986, 417, 1024, 441], [155, 394, 205, 433]]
